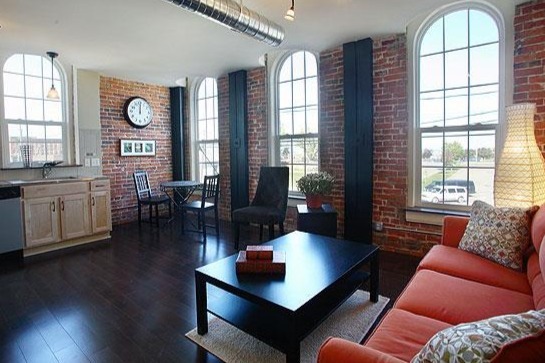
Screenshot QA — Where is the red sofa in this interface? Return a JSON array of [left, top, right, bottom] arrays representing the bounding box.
[[318, 206, 545, 362]]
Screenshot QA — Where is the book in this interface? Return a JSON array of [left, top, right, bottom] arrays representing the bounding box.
[[236, 251, 286, 274], [245, 245, 274, 260]]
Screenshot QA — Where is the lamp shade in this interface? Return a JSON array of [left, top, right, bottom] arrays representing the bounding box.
[[494, 103, 545, 208]]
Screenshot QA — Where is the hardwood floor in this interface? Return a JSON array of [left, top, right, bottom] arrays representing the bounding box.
[[0, 219, 421, 363]]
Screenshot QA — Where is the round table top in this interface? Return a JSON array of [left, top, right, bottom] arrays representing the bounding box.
[[161, 180, 201, 188]]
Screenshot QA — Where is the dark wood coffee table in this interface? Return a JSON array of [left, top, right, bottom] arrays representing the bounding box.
[[195, 231, 379, 363]]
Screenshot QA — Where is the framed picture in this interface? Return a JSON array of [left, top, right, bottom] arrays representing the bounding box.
[[120, 139, 156, 156]]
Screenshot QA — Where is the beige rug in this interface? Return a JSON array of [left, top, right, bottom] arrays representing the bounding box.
[[186, 290, 389, 363]]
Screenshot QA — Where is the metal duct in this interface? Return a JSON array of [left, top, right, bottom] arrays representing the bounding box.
[[165, 0, 285, 47]]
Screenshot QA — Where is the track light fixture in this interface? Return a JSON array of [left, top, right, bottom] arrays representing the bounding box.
[[285, 0, 295, 21], [46, 51, 59, 100]]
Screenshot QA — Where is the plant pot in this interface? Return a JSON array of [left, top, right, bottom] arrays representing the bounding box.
[[306, 194, 323, 209]]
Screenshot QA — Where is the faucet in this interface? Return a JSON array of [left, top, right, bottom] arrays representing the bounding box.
[[42, 161, 63, 179]]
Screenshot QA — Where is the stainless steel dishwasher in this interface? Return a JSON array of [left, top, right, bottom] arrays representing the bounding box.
[[0, 185, 24, 269]]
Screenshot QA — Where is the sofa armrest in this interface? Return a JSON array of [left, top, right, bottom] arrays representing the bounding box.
[[318, 337, 405, 363], [441, 216, 469, 248]]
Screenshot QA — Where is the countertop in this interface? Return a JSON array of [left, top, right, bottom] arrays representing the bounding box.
[[0, 176, 108, 187]]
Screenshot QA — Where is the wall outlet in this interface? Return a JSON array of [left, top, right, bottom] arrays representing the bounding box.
[[84, 158, 91, 167], [372, 221, 384, 232], [91, 158, 100, 167]]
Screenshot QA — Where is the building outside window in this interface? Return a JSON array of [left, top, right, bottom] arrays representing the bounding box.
[[2, 54, 67, 167], [193, 77, 219, 182], [275, 51, 319, 193], [414, 5, 502, 209]]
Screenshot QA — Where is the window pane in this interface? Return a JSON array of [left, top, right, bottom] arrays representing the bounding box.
[[28, 124, 45, 141], [444, 10, 468, 51], [206, 98, 214, 121], [305, 137, 319, 164], [306, 77, 318, 106], [206, 119, 215, 140], [292, 52, 305, 79], [198, 99, 206, 120], [293, 108, 305, 134], [198, 82, 206, 99], [4, 97, 25, 119], [470, 43, 499, 86], [292, 79, 305, 107], [24, 55, 43, 77], [421, 132, 443, 168], [25, 76, 43, 99], [305, 52, 317, 77], [444, 132, 468, 168], [279, 58, 292, 82], [279, 82, 292, 108], [420, 54, 444, 92], [44, 101, 62, 122], [205, 78, 214, 95], [293, 139, 305, 163], [198, 120, 206, 140], [307, 106, 318, 134], [445, 88, 468, 127], [280, 139, 292, 164], [279, 109, 292, 135], [421, 17, 443, 55], [8, 123, 28, 143], [469, 168, 494, 205], [3, 73, 24, 97], [469, 130, 495, 168], [47, 143, 63, 161], [420, 91, 443, 128], [470, 10, 498, 46], [445, 49, 468, 89], [470, 85, 498, 125], [292, 165, 305, 190], [422, 167, 444, 192], [26, 99, 43, 121], [4, 54, 24, 73], [46, 125, 63, 140]]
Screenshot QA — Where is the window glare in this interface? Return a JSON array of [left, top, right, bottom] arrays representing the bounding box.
[[277, 51, 319, 192], [195, 78, 219, 182], [418, 7, 499, 208], [2, 53, 66, 165]]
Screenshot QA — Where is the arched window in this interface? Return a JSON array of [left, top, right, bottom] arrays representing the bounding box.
[[193, 77, 219, 182], [414, 4, 502, 208], [2, 54, 67, 167], [276, 51, 319, 192]]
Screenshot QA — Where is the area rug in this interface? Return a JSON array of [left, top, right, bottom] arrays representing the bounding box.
[[185, 290, 389, 363]]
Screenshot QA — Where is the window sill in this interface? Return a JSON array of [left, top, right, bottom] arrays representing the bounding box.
[[288, 195, 305, 208], [405, 206, 470, 226], [1, 164, 83, 171]]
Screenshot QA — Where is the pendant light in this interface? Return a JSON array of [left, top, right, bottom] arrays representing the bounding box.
[[46, 51, 59, 100], [285, 0, 295, 21]]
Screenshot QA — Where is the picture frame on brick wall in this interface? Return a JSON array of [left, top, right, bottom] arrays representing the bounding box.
[[120, 139, 156, 156]]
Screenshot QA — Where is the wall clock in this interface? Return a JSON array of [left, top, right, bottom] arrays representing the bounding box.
[[123, 97, 153, 128]]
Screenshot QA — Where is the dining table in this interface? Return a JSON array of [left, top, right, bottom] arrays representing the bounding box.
[[160, 180, 202, 210]]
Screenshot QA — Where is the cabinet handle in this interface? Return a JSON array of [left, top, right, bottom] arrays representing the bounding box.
[[51, 201, 56, 212], [61, 200, 65, 211], [92, 197, 95, 206], [94, 184, 105, 188]]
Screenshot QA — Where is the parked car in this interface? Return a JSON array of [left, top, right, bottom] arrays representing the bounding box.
[[425, 179, 476, 194], [422, 186, 467, 204]]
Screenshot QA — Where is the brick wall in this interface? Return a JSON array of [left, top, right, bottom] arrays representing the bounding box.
[[217, 75, 231, 221], [514, 0, 545, 149], [100, 77, 172, 224]]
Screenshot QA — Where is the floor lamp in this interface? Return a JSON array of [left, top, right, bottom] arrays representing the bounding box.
[[494, 103, 545, 208]]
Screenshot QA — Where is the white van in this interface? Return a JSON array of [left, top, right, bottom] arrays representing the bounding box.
[[422, 186, 467, 204]]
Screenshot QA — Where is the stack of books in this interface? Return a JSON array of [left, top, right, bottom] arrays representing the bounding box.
[[235, 245, 286, 274]]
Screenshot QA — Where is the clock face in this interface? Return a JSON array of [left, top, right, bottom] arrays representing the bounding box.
[[123, 97, 153, 128]]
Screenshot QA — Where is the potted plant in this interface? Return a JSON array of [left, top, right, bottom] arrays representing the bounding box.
[[296, 171, 335, 209]]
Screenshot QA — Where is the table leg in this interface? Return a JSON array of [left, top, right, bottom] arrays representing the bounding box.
[[370, 250, 380, 303], [286, 343, 300, 363], [195, 272, 208, 335]]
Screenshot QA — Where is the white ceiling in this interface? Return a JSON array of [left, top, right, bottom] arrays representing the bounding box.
[[0, 0, 520, 86]]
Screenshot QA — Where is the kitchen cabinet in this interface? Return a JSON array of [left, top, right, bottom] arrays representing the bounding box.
[[21, 178, 111, 254]]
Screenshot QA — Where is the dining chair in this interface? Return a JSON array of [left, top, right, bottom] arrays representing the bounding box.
[[181, 174, 220, 242], [232, 166, 289, 250], [133, 171, 171, 226]]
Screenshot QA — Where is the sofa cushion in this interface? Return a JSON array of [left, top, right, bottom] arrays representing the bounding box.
[[411, 310, 545, 363], [491, 329, 545, 363], [459, 201, 533, 271], [394, 270, 535, 325], [418, 245, 532, 295], [365, 308, 452, 362], [318, 338, 405, 363], [531, 204, 545, 251]]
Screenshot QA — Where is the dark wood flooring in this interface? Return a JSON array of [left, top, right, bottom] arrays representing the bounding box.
[[0, 218, 421, 363]]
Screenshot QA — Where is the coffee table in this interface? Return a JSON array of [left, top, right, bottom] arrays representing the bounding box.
[[194, 231, 379, 363]]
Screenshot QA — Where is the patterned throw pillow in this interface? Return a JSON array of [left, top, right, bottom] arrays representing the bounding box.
[[411, 310, 545, 363], [458, 200, 533, 270]]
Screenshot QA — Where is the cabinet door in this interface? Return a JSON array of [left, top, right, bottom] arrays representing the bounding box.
[[91, 191, 112, 233], [23, 197, 60, 247], [60, 193, 90, 240]]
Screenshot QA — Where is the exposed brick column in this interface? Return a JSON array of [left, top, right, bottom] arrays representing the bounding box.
[[372, 35, 442, 255], [217, 75, 232, 221], [319, 46, 346, 236], [100, 77, 172, 225], [514, 0, 545, 150]]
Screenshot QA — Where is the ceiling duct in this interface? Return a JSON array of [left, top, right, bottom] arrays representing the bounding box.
[[164, 0, 285, 47]]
